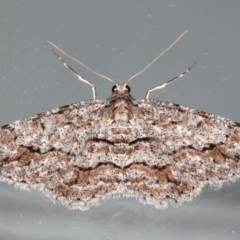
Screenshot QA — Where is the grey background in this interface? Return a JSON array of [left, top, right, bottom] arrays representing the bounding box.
[[1, 1, 240, 239]]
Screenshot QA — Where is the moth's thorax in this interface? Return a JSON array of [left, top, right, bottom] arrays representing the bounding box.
[[100, 90, 138, 151], [110, 97, 135, 122], [107, 82, 136, 123]]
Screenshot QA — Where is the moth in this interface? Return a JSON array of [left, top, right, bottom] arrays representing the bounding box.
[[0, 31, 239, 210]]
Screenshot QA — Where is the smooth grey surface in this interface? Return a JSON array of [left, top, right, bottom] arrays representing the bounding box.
[[0, 1, 240, 239]]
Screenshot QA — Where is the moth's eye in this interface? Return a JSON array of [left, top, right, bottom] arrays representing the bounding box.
[[112, 85, 117, 93], [125, 85, 131, 93]]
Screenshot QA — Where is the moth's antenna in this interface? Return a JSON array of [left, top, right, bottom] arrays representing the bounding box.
[[47, 41, 115, 84], [127, 30, 188, 84], [145, 62, 196, 99]]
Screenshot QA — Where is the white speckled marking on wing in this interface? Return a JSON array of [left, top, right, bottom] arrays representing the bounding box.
[[1, 84, 240, 210]]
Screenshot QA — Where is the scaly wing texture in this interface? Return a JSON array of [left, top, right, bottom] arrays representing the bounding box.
[[123, 99, 240, 208], [0, 97, 240, 210], [0, 100, 123, 210]]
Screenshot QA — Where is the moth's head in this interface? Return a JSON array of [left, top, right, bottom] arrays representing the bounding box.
[[111, 83, 131, 95]]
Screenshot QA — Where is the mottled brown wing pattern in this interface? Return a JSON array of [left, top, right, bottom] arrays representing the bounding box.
[[123, 99, 240, 207], [0, 92, 240, 210], [0, 100, 115, 209]]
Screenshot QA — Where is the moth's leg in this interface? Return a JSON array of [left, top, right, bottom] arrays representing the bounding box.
[[51, 49, 97, 100], [145, 62, 196, 99]]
